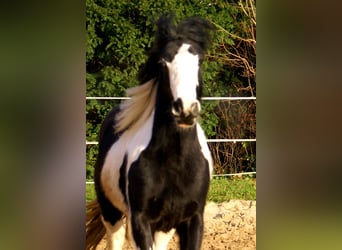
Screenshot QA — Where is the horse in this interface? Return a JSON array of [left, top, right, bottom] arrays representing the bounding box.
[[86, 15, 214, 250]]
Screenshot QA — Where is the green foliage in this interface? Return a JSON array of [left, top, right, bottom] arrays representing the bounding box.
[[86, 0, 256, 179], [199, 101, 220, 137]]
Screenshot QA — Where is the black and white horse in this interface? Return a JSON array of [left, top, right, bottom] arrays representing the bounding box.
[[91, 15, 213, 250]]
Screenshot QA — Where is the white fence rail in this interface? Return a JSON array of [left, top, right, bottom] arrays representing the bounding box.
[[86, 170, 256, 184], [86, 96, 256, 177], [86, 139, 256, 145], [86, 96, 256, 101]]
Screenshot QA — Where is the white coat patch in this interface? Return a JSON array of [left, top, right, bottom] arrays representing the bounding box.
[[197, 123, 213, 176], [101, 110, 155, 214]]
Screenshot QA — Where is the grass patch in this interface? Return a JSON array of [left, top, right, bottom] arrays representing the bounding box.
[[86, 177, 256, 203], [207, 177, 256, 202], [86, 183, 96, 202]]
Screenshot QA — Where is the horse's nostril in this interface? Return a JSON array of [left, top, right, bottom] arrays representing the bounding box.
[[190, 102, 200, 117], [172, 98, 183, 116]]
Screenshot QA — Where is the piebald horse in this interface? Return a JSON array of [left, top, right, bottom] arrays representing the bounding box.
[[87, 15, 214, 250]]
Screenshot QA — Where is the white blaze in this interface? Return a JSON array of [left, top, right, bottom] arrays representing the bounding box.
[[166, 43, 199, 111]]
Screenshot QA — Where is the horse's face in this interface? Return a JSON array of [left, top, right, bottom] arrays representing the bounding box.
[[161, 42, 203, 128]]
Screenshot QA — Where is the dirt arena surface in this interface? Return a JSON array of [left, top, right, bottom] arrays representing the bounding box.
[[96, 200, 256, 249]]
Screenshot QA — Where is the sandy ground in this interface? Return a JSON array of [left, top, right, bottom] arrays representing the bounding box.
[[96, 200, 256, 249]]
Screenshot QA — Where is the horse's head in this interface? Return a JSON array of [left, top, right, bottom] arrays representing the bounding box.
[[138, 15, 213, 128], [154, 16, 213, 128], [159, 42, 202, 128]]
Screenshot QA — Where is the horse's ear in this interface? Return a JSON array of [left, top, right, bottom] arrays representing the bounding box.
[[155, 14, 176, 47]]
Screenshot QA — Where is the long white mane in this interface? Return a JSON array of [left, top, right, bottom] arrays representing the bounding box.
[[115, 79, 157, 133]]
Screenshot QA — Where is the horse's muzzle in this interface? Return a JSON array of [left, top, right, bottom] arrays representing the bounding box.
[[172, 98, 200, 127]]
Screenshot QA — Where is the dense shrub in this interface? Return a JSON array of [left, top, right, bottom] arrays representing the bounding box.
[[86, 0, 256, 179]]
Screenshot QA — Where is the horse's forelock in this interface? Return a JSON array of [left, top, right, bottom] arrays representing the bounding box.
[[138, 15, 213, 84], [176, 17, 214, 51], [154, 15, 214, 52]]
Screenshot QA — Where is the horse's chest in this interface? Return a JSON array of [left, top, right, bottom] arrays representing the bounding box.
[[128, 150, 209, 231], [149, 196, 199, 231], [144, 179, 203, 231]]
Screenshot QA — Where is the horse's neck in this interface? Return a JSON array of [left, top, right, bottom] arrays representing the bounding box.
[[150, 80, 198, 147], [152, 102, 197, 149], [153, 84, 173, 129]]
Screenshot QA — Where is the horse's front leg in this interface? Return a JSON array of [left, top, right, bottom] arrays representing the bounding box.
[[130, 211, 153, 250], [177, 213, 204, 250]]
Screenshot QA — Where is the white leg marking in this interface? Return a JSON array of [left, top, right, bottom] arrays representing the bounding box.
[[153, 229, 175, 250], [102, 215, 126, 250]]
